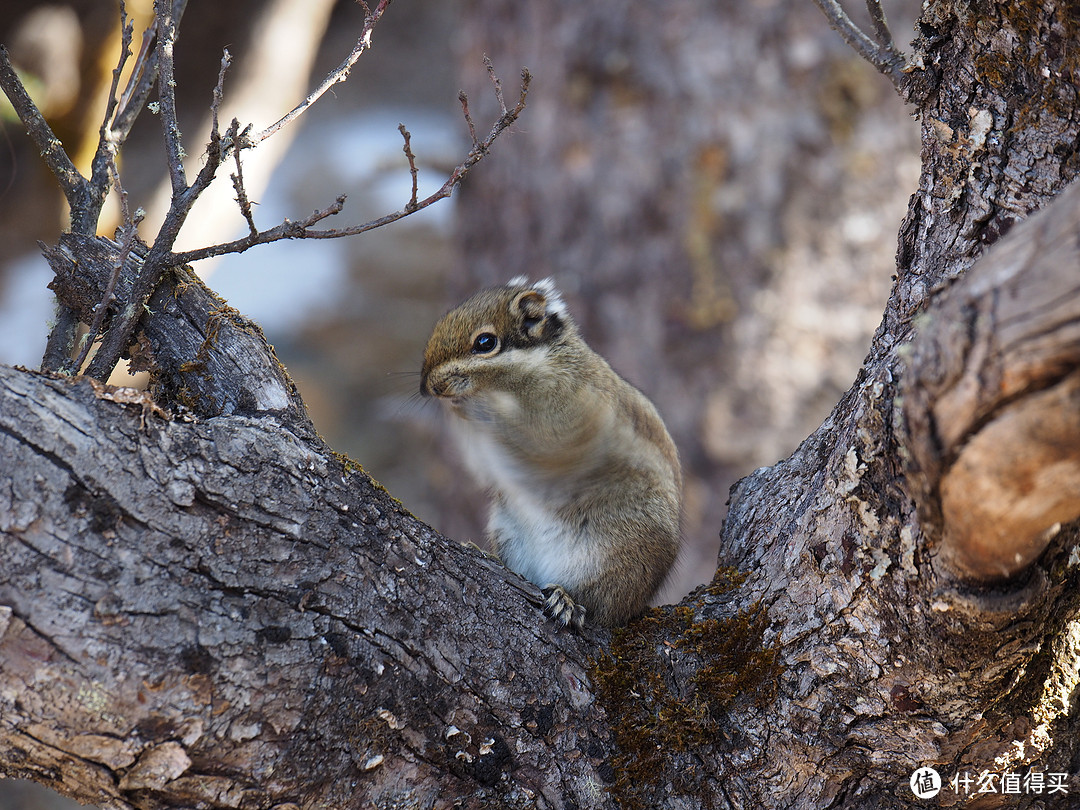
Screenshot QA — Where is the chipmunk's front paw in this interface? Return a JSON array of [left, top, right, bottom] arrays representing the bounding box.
[[542, 584, 586, 631]]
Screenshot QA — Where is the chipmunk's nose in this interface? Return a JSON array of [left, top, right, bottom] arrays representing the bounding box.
[[420, 368, 454, 398], [420, 373, 437, 397], [422, 368, 470, 400]]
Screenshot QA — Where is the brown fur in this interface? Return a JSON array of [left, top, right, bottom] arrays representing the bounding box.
[[421, 279, 681, 628]]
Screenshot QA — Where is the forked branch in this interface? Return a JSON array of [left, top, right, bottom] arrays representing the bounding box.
[[2, 0, 526, 382], [0, 0, 177, 371], [170, 64, 531, 265], [811, 0, 908, 86]]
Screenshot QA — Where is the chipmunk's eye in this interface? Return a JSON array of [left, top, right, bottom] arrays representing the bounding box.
[[472, 333, 500, 354]]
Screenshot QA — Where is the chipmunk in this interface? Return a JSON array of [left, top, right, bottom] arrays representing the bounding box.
[[420, 277, 681, 629]]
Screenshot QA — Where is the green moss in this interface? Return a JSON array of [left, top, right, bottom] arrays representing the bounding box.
[[331, 450, 369, 478], [589, 568, 782, 810]]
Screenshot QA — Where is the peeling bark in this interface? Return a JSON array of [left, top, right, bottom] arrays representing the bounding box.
[[902, 181, 1080, 581]]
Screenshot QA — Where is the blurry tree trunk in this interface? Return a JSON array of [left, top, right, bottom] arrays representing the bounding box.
[[4, 1, 1080, 810]]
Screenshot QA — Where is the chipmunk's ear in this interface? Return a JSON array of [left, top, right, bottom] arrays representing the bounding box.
[[511, 278, 566, 340]]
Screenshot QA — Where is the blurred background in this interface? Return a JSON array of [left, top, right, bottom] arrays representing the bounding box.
[[0, 0, 919, 806]]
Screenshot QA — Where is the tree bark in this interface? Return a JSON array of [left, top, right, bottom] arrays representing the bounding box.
[[0, 360, 606, 809], [902, 180, 1080, 582], [3, 1, 1080, 809]]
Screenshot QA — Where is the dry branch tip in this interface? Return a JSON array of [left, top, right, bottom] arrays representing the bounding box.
[[398, 124, 420, 212], [812, 0, 908, 86]]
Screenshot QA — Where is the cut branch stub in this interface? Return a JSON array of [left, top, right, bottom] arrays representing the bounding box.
[[43, 234, 313, 434], [901, 181, 1080, 581]]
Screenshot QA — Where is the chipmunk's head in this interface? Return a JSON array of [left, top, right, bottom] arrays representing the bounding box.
[[420, 277, 574, 419]]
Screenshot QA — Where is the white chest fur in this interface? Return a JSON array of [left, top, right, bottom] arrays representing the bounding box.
[[450, 418, 601, 590]]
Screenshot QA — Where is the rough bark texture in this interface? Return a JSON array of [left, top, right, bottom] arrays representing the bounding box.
[[3, 0, 1080, 809], [450, 0, 1080, 806], [0, 363, 612, 809], [42, 235, 312, 433]]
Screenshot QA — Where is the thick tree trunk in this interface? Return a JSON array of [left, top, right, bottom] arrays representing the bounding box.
[[0, 361, 611, 809], [3, 1, 1080, 809]]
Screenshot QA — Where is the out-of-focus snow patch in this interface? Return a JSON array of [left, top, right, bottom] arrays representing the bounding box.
[[208, 235, 350, 335], [201, 106, 460, 335], [0, 108, 461, 358], [0, 253, 53, 367]]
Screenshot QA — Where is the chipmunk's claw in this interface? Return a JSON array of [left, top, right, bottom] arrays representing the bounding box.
[[542, 584, 586, 631]]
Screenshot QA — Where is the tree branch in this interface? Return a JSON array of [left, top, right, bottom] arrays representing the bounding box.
[[0, 365, 602, 809], [82, 0, 226, 380], [83, 0, 136, 231], [246, 0, 393, 147], [44, 234, 313, 431], [13, 0, 522, 381], [0, 3, 170, 372], [69, 163, 143, 375], [112, 25, 160, 141], [0, 47, 87, 219], [0, 45, 90, 371], [811, 0, 908, 86], [39, 308, 82, 374], [901, 180, 1080, 580], [398, 124, 419, 212], [864, 0, 893, 51], [169, 65, 531, 266], [229, 121, 259, 235], [154, 0, 189, 200]]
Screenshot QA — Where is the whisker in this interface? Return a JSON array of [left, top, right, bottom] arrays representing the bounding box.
[[379, 369, 425, 396], [376, 390, 437, 422]]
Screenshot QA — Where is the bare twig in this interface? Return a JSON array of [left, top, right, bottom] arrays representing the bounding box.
[[153, 6, 227, 250], [82, 0, 193, 379], [113, 26, 158, 135], [98, 1, 135, 153], [174, 45, 235, 215], [230, 121, 259, 235], [155, 0, 187, 198], [179, 56, 234, 221], [247, 0, 392, 147], [12, 0, 525, 382], [0, 47, 87, 222], [811, 0, 907, 84], [459, 91, 480, 150], [170, 64, 531, 266], [211, 49, 233, 144], [83, 1, 136, 232], [398, 124, 419, 212], [864, 0, 896, 52], [71, 161, 143, 375], [485, 55, 507, 116]]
